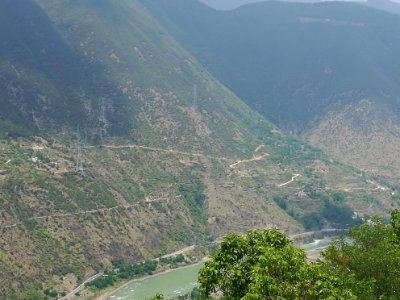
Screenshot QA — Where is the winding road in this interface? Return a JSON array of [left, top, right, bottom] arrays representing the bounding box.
[[88, 144, 230, 162], [229, 154, 269, 169], [1, 195, 187, 230], [1, 204, 140, 230], [58, 272, 104, 300], [58, 245, 196, 300], [278, 174, 300, 187]]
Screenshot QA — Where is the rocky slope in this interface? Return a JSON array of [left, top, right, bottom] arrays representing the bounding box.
[[306, 100, 400, 182]]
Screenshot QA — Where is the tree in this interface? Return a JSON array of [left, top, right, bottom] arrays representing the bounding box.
[[323, 210, 400, 299], [198, 228, 355, 299], [391, 209, 400, 240], [146, 294, 168, 300], [19, 290, 46, 300]]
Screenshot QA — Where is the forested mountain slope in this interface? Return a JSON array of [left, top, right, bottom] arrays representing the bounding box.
[[0, 0, 398, 298], [143, 0, 400, 130], [142, 0, 400, 182]]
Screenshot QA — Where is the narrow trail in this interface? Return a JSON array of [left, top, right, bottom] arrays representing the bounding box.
[[159, 245, 196, 259], [87, 144, 231, 162], [1, 193, 187, 229], [367, 180, 387, 191], [1, 206, 129, 229], [145, 195, 181, 203], [58, 272, 104, 300], [229, 145, 269, 169], [59, 245, 196, 300], [60, 228, 343, 300], [1, 201, 160, 230], [254, 145, 265, 153], [1, 144, 272, 230], [87, 143, 269, 169], [278, 174, 300, 187], [229, 160, 242, 168], [290, 228, 347, 240], [229, 154, 269, 169], [340, 180, 390, 193]]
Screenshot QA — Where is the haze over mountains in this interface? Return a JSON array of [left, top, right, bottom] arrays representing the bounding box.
[[198, 0, 265, 10], [366, 0, 400, 15], [198, 0, 400, 15], [144, 0, 400, 182], [1, 0, 400, 299]]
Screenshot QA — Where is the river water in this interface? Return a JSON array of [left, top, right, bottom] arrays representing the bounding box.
[[298, 237, 333, 251], [106, 263, 203, 299], [106, 237, 335, 300]]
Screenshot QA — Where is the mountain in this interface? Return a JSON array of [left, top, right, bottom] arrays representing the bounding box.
[[0, 0, 397, 298], [198, 0, 400, 13], [142, 0, 400, 131], [197, 0, 338, 10], [198, 0, 266, 10], [365, 0, 400, 15], [142, 0, 400, 183]]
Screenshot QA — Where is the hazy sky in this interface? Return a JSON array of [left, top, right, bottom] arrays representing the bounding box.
[[198, 0, 399, 10], [198, 0, 270, 10]]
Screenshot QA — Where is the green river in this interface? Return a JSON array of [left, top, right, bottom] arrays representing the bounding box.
[[107, 238, 334, 299], [106, 263, 203, 299], [298, 237, 333, 251]]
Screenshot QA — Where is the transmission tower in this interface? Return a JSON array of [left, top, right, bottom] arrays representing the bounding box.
[[99, 98, 107, 144], [75, 127, 84, 173]]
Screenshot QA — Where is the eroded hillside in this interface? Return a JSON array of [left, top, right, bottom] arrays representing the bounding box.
[[305, 100, 400, 183]]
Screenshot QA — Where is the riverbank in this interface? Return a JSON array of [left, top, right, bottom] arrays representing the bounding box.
[[94, 262, 204, 300], [61, 244, 205, 300], [70, 230, 343, 300], [99, 235, 339, 300]]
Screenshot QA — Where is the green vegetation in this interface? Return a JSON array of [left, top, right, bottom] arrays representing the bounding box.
[[178, 180, 207, 232], [273, 190, 360, 230], [159, 254, 185, 266], [16, 286, 62, 300], [198, 228, 355, 299], [1, 0, 399, 298], [86, 256, 188, 292], [323, 209, 400, 299], [86, 260, 158, 291], [146, 288, 202, 300], [194, 210, 400, 299], [142, 0, 400, 188]]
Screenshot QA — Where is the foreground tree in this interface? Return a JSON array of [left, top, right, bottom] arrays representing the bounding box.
[[198, 228, 355, 299], [323, 209, 400, 299], [150, 211, 400, 299]]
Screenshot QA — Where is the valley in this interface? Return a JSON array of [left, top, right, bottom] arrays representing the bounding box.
[[144, 0, 400, 184], [99, 231, 339, 300], [0, 0, 400, 299], [1, 131, 395, 298]]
